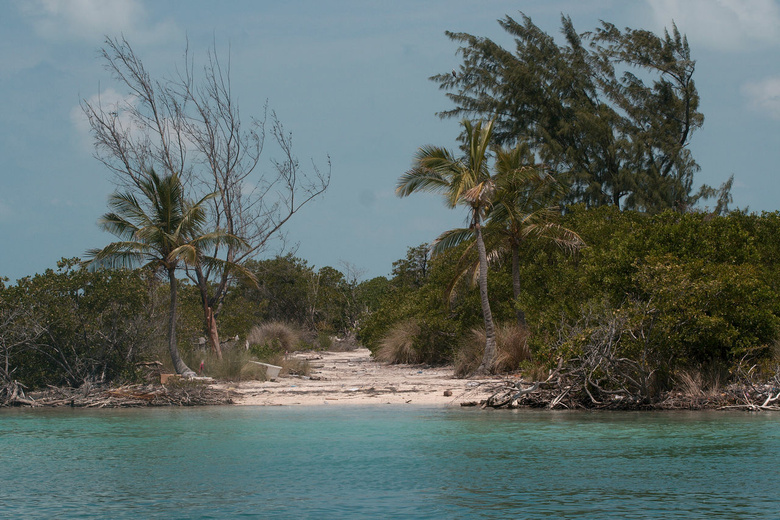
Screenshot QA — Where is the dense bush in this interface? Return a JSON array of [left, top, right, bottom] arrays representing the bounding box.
[[0, 259, 162, 388], [359, 208, 780, 384], [529, 207, 780, 381], [359, 244, 515, 364]]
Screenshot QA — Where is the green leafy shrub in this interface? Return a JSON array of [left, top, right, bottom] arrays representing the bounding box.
[[0, 259, 161, 388]]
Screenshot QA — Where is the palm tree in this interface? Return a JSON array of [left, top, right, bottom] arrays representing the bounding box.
[[397, 119, 498, 375], [435, 145, 584, 328], [85, 170, 242, 376], [489, 148, 585, 326]]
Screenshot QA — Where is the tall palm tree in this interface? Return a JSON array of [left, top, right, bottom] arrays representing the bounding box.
[[435, 145, 584, 328], [397, 119, 498, 375], [85, 170, 242, 376]]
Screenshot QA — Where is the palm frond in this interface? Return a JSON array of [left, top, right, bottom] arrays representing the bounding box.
[[199, 255, 258, 286], [83, 243, 148, 270], [97, 212, 140, 241], [432, 227, 474, 256], [396, 167, 450, 198]]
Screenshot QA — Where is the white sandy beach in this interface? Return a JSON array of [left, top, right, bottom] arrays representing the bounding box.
[[217, 347, 501, 406]]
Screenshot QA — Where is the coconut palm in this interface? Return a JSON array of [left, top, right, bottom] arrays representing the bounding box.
[[435, 144, 585, 328], [85, 170, 244, 376], [489, 148, 584, 325], [397, 119, 498, 375]]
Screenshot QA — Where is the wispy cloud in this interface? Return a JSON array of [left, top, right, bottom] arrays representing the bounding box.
[[647, 0, 780, 50], [70, 87, 139, 150], [15, 0, 178, 44], [742, 77, 780, 119]]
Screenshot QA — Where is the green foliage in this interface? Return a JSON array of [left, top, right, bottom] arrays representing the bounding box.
[[0, 259, 160, 388], [359, 244, 515, 364], [240, 255, 379, 336], [432, 13, 704, 212], [527, 208, 780, 378], [243, 255, 314, 327], [390, 244, 430, 289], [361, 207, 780, 381]]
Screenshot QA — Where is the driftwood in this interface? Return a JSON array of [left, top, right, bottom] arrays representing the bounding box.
[[1, 381, 236, 408], [478, 370, 780, 412], [475, 354, 780, 411]]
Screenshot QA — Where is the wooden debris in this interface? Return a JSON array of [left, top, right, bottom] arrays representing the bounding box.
[[2, 382, 236, 408]]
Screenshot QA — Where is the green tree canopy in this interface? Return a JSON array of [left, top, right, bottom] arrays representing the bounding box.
[[432, 13, 703, 212]]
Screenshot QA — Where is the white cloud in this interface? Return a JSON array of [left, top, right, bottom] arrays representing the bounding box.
[[70, 87, 139, 150], [71, 86, 199, 167], [742, 77, 780, 119], [16, 0, 178, 44], [647, 0, 780, 50]]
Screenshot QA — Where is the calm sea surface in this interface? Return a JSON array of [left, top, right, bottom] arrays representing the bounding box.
[[1, 406, 779, 519]]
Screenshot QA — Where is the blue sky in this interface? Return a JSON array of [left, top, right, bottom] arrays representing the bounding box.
[[2, 0, 780, 283]]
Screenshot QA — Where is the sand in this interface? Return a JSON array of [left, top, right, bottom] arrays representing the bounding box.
[[217, 347, 502, 407]]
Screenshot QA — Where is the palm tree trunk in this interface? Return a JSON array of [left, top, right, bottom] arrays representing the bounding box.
[[168, 267, 195, 377], [511, 243, 527, 328], [474, 215, 498, 375]]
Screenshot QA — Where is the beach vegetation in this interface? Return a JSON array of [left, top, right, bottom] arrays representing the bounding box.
[[84, 170, 245, 377], [431, 13, 707, 213], [81, 36, 329, 360], [397, 119, 501, 374], [247, 321, 303, 353], [360, 207, 780, 395]]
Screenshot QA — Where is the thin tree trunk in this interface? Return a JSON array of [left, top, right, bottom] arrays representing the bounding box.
[[205, 306, 222, 359], [511, 243, 527, 328], [474, 215, 498, 375], [195, 265, 223, 359], [168, 267, 195, 377]]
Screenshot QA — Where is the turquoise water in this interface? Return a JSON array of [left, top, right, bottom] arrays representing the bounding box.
[[1, 406, 779, 519]]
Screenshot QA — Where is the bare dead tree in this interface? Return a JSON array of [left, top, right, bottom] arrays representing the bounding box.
[[82, 36, 330, 357]]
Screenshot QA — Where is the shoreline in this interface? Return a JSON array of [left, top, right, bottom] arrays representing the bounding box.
[[4, 347, 778, 411], [213, 347, 500, 407]]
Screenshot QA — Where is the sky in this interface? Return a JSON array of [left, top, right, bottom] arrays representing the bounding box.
[[2, 0, 780, 283]]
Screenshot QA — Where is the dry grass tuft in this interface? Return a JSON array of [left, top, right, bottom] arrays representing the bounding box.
[[676, 367, 723, 397], [455, 323, 532, 377], [677, 370, 705, 396], [375, 320, 421, 364], [186, 349, 266, 382], [247, 321, 302, 352]]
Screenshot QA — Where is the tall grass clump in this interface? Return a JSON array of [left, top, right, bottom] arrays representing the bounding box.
[[455, 323, 531, 377], [675, 364, 725, 397], [247, 321, 302, 353], [374, 319, 421, 364]]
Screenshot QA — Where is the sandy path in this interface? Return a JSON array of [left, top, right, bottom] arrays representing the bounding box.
[[218, 347, 501, 407]]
